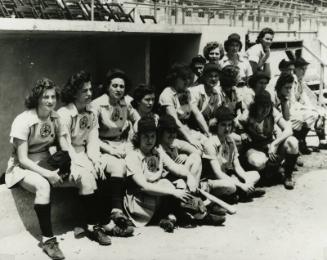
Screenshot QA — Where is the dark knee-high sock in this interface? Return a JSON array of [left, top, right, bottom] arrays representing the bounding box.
[[96, 180, 111, 225], [110, 177, 124, 212], [284, 154, 298, 177], [34, 204, 53, 238], [80, 194, 98, 225]]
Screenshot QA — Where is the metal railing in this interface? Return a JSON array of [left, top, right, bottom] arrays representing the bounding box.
[[119, 1, 327, 30], [303, 43, 327, 105]]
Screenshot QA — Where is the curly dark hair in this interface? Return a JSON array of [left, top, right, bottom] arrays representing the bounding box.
[[219, 65, 240, 87], [275, 73, 294, 93], [203, 41, 224, 61], [256, 27, 274, 44], [248, 72, 270, 90], [61, 71, 91, 104], [131, 84, 155, 109], [165, 63, 193, 86], [248, 91, 273, 119], [102, 68, 131, 96], [131, 115, 159, 148], [25, 78, 59, 109]]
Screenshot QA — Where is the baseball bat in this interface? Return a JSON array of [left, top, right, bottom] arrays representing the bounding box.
[[197, 188, 237, 215]]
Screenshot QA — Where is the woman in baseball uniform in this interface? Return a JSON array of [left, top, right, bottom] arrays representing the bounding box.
[[245, 27, 274, 77], [5, 78, 80, 259], [159, 64, 206, 151], [58, 71, 112, 245], [124, 116, 197, 231], [90, 69, 137, 237], [238, 90, 299, 190]]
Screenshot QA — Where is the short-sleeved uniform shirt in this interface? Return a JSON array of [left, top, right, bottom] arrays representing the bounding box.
[[9, 109, 64, 157], [58, 103, 98, 152], [219, 54, 253, 80], [203, 135, 238, 172], [238, 108, 282, 147], [217, 86, 243, 115], [190, 84, 220, 122], [159, 87, 192, 122], [160, 139, 192, 161], [6, 109, 65, 187], [90, 94, 139, 140], [245, 43, 270, 70], [126, 148, 175, 183]]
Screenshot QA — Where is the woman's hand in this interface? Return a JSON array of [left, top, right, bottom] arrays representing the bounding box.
[[240, 133, 251, 143], [93, 160, 106, 180], [239, 183, 255, 194], [47, 170, 63, 187], [189, 138, 202, 151], [268, 143, 278, 162], [172, 189, 193, 203], [186, 174, 198, 193], [175, 154, 188, 164]]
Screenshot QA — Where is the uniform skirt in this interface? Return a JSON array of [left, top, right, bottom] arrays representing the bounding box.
[[5, 151, 50, 188]]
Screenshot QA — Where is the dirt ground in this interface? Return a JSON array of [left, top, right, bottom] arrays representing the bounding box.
[[1, 142, 327, 260]]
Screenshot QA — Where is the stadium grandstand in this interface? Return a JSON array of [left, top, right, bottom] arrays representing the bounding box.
[[1, 0, 327, 29]]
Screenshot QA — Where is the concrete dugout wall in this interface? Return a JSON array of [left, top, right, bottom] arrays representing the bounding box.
[[0, 26, 201, 173]]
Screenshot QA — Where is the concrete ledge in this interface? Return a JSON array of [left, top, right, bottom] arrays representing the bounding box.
[[0, 184, 83, 239], [0, 18, 202, 35]]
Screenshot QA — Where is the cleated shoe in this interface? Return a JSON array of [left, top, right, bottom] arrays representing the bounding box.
[[299, 140, 312, 155], [89, 226, 112, 245], [209, 204, 227, 216], [107, 225, 134, 237], [159, 218, 175, 233], [284, 176, 295, 190], [110, 211, 133, 229], [251, 188, 266, 198], [201, 213, 226, 226], [319, 141, 327, 150], [42, 237, 65, 260]]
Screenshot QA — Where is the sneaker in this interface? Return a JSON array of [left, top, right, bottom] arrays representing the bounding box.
[[284, 176, 295, 190], [107, 225, 134, 237], [89, 226, 111, 245], [42, 237, 65, 260], [159, 218, 175, 233], [110, 211, 133, 229], [201, 213, 226, 226]]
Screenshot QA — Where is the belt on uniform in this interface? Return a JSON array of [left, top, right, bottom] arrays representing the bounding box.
[[101, 136, 124, 142]]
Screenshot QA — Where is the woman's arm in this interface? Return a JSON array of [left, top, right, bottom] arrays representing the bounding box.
[[273, 117, 293, 147], [175, 139, 201, 155], [132, 173, 175, 196], [189, 103, 210, 136], [166, 106, 202, 149], [203, 140, 231, 180], [15, 139, 62, 184]]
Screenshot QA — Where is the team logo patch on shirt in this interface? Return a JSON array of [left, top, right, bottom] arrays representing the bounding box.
[[79, 116, 89, 129], [178, 92, 190, 105], [40, 123, 52, 138], [111, 107, 121, 122], [146, 155, 159, 172]]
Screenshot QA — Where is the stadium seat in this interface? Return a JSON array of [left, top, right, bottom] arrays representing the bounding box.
[[14, 5, 39, 17], [80, 0, 108, 21], [140, 14, 157, 24], [40, 5, 65, 18], [104, 3, 134, 22], [0, 0, 20, 16], [62, 0, 88, 20]]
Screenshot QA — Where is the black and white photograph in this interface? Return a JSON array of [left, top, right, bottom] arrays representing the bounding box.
[[0, 0, 327, 259]]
